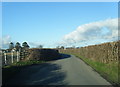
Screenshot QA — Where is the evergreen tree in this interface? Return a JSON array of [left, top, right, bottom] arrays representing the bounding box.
[[22, 42, 30, 49], [15, 42, 21, 51], [61, 46, 64, 49], [9, 42, 14, 50]]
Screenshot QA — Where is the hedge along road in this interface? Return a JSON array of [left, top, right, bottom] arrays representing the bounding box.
[[6, 54, 111, 85]]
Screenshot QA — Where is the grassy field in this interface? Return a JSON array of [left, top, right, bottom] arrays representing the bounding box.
[[60, 52, 119, 85], [2, 60, 44, 83]]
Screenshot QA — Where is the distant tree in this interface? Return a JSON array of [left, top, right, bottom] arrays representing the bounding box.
[[56, 46, 60, 49], [9, 42, 14, 50], [38, 45, 43, 48], [15, 42, 21, 51], [22, 42, 30, 49], [60, 46, 64, 49]]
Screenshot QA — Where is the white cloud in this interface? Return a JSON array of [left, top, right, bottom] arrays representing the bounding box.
[[0, 35, 11, 49], [61, 18, 118, 47]]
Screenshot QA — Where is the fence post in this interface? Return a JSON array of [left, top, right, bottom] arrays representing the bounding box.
[[4, 52, 7, 65], [17, 51, 19, 62], [11, 51, 13, 63]]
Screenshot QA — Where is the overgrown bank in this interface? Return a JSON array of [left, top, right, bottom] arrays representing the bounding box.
[[59, 41, 119, 85]]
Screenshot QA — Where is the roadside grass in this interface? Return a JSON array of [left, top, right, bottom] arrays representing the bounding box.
[[2, 60, 45, 83], [60, 52, 118, 85], [76, 55, 118, 84]]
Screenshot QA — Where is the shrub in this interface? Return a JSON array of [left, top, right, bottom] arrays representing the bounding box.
[[28, 48, 60, 61]]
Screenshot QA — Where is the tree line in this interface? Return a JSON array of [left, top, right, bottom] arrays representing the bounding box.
[[9, 42, 30, 51]]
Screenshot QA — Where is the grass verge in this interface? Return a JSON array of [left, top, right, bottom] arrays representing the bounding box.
[[61, 52, 119, 85], [76, 55, 118, 85]]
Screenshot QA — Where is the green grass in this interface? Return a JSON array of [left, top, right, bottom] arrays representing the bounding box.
[[76, 55, 118, 84], [2, 60, 45, 83], [3, 60, 44, 68], [61, 52, 119, 85]]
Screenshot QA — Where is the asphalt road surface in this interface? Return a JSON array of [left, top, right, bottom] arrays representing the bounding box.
[[6, 54, 111, 85]]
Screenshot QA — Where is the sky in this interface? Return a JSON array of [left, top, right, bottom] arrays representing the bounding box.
[[1, 2, 118, 48], [2, 0, 119, 2]]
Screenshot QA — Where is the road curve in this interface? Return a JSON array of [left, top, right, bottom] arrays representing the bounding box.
[[6, 54, 111, 85]]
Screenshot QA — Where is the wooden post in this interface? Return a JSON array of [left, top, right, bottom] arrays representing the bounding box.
[[11, 51, 13, 63], [4, 52, 7, 65], [17, 51, 19, 62]]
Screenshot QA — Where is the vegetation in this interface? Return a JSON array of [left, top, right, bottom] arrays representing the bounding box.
[[60, 46, 65, 49], [56, 46, 65, 49], [2, 42, 61, 84], [59, 40, 119, 85], [59, 51, 119, 85], [22, 42, 30, 49], [7, 42, 30, 52], [28, 48, 61, 61], [76, 55, 118, 85], [38, 45, 43, 48], [9, 42, 14, 50], [3, 60, 44, 68], [15, 42, 21, 51], [2, 48, 61, 83]]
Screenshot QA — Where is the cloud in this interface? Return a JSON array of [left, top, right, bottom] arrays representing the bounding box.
[[61, 18, 118, 47], [0, 35, 11, 49]]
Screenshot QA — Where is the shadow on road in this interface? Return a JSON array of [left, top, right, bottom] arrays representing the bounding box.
[[51, 53, 71, 61], [5, 63, 68, 85], [60, 53, 71, 59]]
